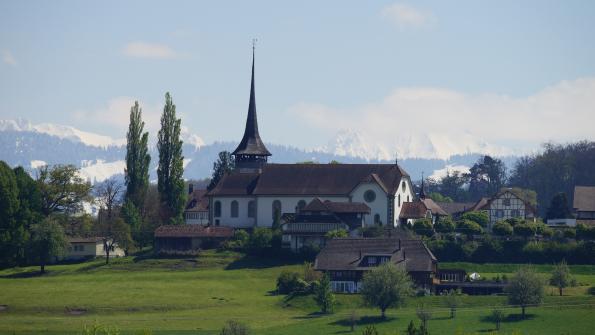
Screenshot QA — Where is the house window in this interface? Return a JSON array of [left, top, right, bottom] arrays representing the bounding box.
[[511, 209, 520, 217], [214, 201, 221, 217], [374, 214, 381, 225], [368, 256, 377, 265], [248, 200, 256, 218], [231, 201, 239, 218], [496, 210, 504, 218], [503, 199, 511, 206], [402, 181, 406, 192], [364, 190, 376, 203], [297, 200, 307, 211], [272, 200, 282, 220]]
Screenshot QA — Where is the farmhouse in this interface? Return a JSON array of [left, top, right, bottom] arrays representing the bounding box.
[[207, 50, 415, 229], [466, 188, 536, 227], [314, 237, 438, 293], [154, 225, 234, 255], [184, 185, 209, 225], [65, 237, 125, 260], [281, 198, 370, 252], [574, 186, 595, 225]]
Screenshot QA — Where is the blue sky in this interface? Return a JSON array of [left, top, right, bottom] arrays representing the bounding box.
[[1, 1, 594, 158]]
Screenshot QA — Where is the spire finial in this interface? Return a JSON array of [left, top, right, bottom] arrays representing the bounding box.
[[252, 38, 257, 53], [395, 152, 398, 165]]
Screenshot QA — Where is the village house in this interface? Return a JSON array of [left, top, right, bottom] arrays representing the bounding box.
[[465, 188, 536, 227], [206, 50, 415, 229], [314, 237, 438, 293], [154, 225, 234, 255], [184, 185, 209, 225], [65, 237, 125, 260], [399, 182, 448, 225], [281, 198, 370, 252], [573, 186, 595, 226]]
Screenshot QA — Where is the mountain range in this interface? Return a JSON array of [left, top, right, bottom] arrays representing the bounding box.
[[0, 119, 518, 184]]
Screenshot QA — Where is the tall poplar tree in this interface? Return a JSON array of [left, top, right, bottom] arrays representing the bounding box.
[[124, 101, 151, 210], [157, 92, 186, 224]]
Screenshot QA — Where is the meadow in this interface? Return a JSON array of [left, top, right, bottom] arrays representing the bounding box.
[[1, 252, 594, 335]]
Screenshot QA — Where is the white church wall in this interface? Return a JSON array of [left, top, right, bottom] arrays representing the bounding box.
[[393, 177, 415, 227], [255, 196, 348, 227], [350, 182, 388, 226], [212, 197, 256, 228]]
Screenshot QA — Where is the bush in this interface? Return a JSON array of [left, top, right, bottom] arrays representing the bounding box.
[[514, 223, 537, 239], [220, 320, 250, 335], [247, 228, 272, 255], [413, 219, 434, 237], [435, 216, 456, 234], [276, 271, 308, 294], [456, 219, 483, 238], [563, 229, 577, 239], [461, 211, 489, 227], [577, 224, 595, 240], [325, 229, 348, 239], [505, 217, 525, 227], [492, 221, 513, 236], [222, 229, 250, 250], [361, 225, 384, 237]]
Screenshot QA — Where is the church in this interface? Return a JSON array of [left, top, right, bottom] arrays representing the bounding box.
[[207, 51, 415, 229]]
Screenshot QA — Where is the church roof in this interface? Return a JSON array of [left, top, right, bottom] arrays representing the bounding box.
[[302, 198, 371, 214], [232, 49, 271, 157], [208, 163, 409, 196]]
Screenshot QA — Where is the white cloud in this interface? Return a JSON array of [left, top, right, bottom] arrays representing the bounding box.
[[122, 41, 179, 59], [381, 3, 431, 28], [288, 77, 595, 159], [73, 97, 162, 133], [2, 50, 17, 66]]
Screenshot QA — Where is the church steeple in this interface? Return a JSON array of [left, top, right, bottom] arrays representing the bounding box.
[[232, 42, 271, 170], [419, 172, 426, 200]]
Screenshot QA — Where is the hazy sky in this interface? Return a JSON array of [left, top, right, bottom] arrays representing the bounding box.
[[1, 0, 594, 156]]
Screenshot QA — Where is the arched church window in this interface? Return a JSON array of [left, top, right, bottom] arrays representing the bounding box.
[[398, 194, 401, 206], [402, 181, 407, 192], [214, 201, 221, 217], [407, 195, 410, 202], [374, 214, 381, 225], [297, 200, 307, 211], [248, 201, 256, 218], [231, 201, 239, 218], [272, 200, 282, 220]]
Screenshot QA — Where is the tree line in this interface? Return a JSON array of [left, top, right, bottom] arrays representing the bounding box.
[[0, 92, 187, 271], [426, 141, 595, 217]]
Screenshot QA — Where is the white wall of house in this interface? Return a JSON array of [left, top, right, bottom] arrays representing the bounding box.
[[66, 241, 124, 260], [486, 191, 534, 226], [393, 177, 415, 227], [185, 211, 209, 225], [211, 197, 256, 227]]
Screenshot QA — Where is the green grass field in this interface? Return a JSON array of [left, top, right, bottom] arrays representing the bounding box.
[[1, 252, 594, 335]]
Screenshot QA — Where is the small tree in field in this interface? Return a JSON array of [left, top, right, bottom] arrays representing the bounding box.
[[416, 304, 432, 330], [361, 262, 413, 319], [30, 217, 68, 274], [491, 308, 505, 331], [220, 320, 250, 335], [315, 274, 335, 314], [506, 266, 544, 319], [444, 289, 461, 318], [549, 259, 572, 296]]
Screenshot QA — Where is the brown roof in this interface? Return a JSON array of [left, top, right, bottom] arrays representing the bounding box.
[[154, 225, 234, 238], [302, 198, 371, 214], [574, 186, 595, 212], [399, 199, 447, 219], [315, 237, 436, 273], [436, 202, 476, 215], [185, 189, 209, 212], [208, 163, 408, 196]]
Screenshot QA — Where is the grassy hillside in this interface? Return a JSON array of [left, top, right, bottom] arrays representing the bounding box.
[[1, 252, 594, 334]]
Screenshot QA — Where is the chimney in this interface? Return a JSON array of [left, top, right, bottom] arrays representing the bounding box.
[[188, 183, 194, 194]]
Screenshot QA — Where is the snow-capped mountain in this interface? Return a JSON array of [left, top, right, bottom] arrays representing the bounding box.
[[0, 119, 518, 184], [323, 129, 515, 161]]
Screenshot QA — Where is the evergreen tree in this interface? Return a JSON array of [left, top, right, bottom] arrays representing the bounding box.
[[546, 192, 573, 219], [314, 275, 336, 314], [0, 161, 25, 267], [208, 151, 235, 190], [125, 101, 151, 211], [157, 92, 186, 224]]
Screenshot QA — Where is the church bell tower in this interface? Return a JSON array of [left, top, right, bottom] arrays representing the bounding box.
[[232, 43, 271, 172]]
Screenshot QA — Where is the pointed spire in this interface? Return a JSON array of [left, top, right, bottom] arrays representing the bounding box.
[[419, 172, 426, 199], [232, 41, 271, 158]]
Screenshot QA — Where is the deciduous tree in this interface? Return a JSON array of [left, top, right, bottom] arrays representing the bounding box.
[[36, 164, 92, 216], [314, 274, 335, 314], [125, 101, 151, 211], [30, 217, 68, 274], [361, 263, 413, 318], [506, 266, 544, 319], [208, 151, 235, 191], [549, 259, 572, 296]]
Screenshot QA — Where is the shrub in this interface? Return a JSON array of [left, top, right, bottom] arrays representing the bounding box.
[[456, 219, 483, 238], [563, 229, 577, 239], [505, 217, 525, 227], [514, 223, 537, 240], [222, 229, 250, 250], [276, 271, 307, 294], [314, 275, 335, 313], [325, 229, 348, 239], [247, 228, 272, 255], [461, 211, 489, 227], [303, 262, 322, 282], [361, 225, 384, 237], [413, 219, 434, 237], [492, 221, 513, 236], [220, 320, 250, 335], [435, 216, 456, 233], [577, 224, 595, 240]]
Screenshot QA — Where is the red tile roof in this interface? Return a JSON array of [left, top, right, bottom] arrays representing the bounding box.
[[154, 225, 234, 238]]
